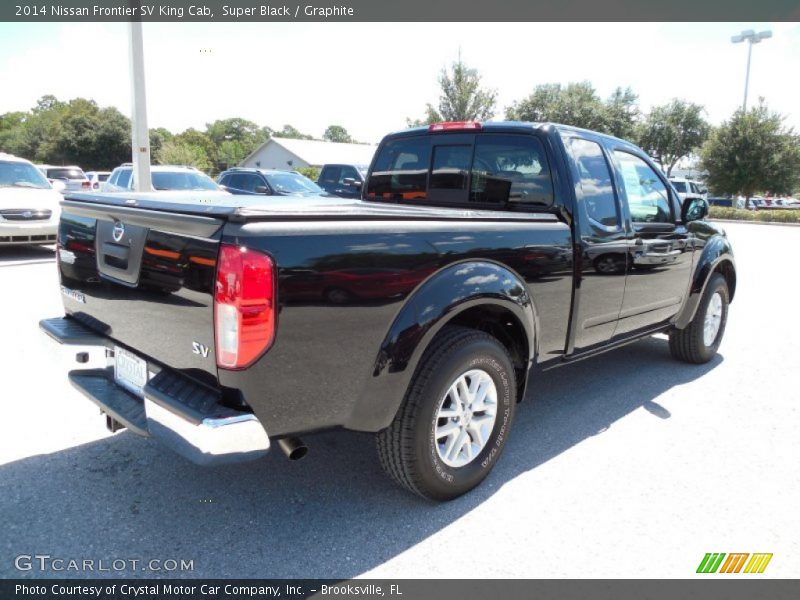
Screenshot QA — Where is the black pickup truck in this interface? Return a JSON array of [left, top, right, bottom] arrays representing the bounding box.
[[42, 121, 735, 500]]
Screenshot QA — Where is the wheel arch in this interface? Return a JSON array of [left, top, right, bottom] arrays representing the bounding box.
[[345, 260, 537, 432], [674, 234, 736, 329]]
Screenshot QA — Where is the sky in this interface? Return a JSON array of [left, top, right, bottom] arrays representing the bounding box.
[[0, 22, 798, 144]]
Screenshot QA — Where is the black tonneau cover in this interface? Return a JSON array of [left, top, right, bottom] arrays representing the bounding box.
[[64, 191, 559, 223]]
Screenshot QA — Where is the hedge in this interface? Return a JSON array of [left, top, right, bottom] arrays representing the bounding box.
[[709, 206, 800, 224]]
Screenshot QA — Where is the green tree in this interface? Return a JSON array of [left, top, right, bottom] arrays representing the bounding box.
[[604, 87, 640, 139], [295, 166, 320, 181], [33, 98, 131, 168], [273, 124, 314, 140], [157, 140, 210, 171], [409, 57, 497, 126], [206, 118, 268, 147], [16, 95, 70, 160], [636, 99, 709, 176], [148, 127, 173, 162], [323, 125, 353, 143], [506, 82, 639, 139], [203, 118, 270, 170], [173, 128, 215, 159], [0, 111, 28, 154], [701, 100, 800, 208]]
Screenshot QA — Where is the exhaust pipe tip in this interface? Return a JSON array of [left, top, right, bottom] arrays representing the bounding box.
[[277, 437, 308, 461]]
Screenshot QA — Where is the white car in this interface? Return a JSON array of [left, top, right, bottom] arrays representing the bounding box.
[[104, 164, 223, 193], [0, 153, 62, 246], [85, 170, 112, 190]]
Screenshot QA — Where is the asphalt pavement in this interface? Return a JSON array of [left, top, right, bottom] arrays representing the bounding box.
[[0, 222, 797, 579]]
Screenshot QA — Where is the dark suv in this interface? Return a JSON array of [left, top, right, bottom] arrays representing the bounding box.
[[317, 164, 367, 198], [218, 168, 327, 197]]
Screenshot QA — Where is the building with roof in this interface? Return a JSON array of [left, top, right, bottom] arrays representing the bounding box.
[[239, 137, 377, 171]]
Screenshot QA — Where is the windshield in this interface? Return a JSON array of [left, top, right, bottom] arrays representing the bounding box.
[[0, 161, 52, 190], [266, 172, 324, 195], [47, 168, 86, 180], [671, 181, 688, 193], [151, 171, 219, 191]]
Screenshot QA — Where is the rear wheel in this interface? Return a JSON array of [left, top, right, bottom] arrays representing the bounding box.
[[376, 326, 517, 501], [669, 273, 729, 364]]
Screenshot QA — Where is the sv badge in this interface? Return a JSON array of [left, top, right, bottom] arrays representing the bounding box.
[[192, 342, 210, 358]]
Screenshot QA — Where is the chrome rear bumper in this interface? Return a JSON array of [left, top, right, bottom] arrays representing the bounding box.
[[144, 396, 270, 466], [42, 316, 270, 466]]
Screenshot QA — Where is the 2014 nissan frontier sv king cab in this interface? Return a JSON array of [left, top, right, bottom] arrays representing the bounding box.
[[42, 121, 736, 500]]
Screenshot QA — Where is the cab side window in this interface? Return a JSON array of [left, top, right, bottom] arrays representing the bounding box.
[[470, 134, 553, 206], [366, 137, 430, 200], [570, 139, 619, 228], [613, 151, 672, 223]]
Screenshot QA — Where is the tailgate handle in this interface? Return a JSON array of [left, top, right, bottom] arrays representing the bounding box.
[[101, 242, 130, 260]]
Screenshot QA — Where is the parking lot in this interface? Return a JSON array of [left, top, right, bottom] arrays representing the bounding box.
[[0, 221, 797, 579]]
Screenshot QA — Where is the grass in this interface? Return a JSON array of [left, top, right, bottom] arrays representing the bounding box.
[[709, 206, 800, 224]]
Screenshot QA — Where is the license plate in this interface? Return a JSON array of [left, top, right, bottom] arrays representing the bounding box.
[[114, 346, 148, 397]]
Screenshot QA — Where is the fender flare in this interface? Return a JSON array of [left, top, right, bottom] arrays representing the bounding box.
[[674, 234, 736, 329], [345, 260, 537, 432]]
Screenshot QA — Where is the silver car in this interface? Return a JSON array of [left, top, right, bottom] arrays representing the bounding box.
[[104, 164, 223, 193], [85, 170, 112, 190]]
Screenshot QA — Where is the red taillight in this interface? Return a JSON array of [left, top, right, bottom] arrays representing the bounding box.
[[82, 181, 91, 188], [428, 121, 483, 132], [214, 244, 276, 370]]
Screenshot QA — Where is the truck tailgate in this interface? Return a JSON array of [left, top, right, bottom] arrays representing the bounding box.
[[57, 198, 223, 385]]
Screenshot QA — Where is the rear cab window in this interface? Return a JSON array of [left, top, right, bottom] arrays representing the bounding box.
[[365, 131, 554, 210]]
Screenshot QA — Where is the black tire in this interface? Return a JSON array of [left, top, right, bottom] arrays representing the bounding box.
[[376, 326, 517, 501], [669, 273, 729, 364]]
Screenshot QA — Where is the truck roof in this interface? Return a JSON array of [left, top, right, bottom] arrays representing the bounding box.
[[387, 120, 640, 152]]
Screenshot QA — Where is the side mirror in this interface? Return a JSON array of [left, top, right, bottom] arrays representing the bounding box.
[[682, 197, 708, 223], [51, 180, 66, 193], [254, 185, 270, 194]]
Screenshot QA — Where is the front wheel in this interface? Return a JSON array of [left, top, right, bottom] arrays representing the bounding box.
[[669, 273, 729, 364], [376, 326, 517, 501]]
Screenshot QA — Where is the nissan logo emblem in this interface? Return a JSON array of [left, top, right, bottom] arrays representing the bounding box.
[[112, 221, 125, 242]]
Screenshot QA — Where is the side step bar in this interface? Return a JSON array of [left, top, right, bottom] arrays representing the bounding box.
[[42, 316, 271, 465]]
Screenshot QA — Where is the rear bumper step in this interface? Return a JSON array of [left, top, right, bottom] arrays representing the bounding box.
[[43, 316, 270, 465], [41, 316, 107, 346], [69, 369, 149, 436]]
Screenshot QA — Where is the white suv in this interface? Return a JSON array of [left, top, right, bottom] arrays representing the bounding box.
[[0, 153, 62, 246], [669, 177, 707, 201]]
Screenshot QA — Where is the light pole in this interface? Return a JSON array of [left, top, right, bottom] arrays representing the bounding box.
[[731, 29, 772, 112]]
